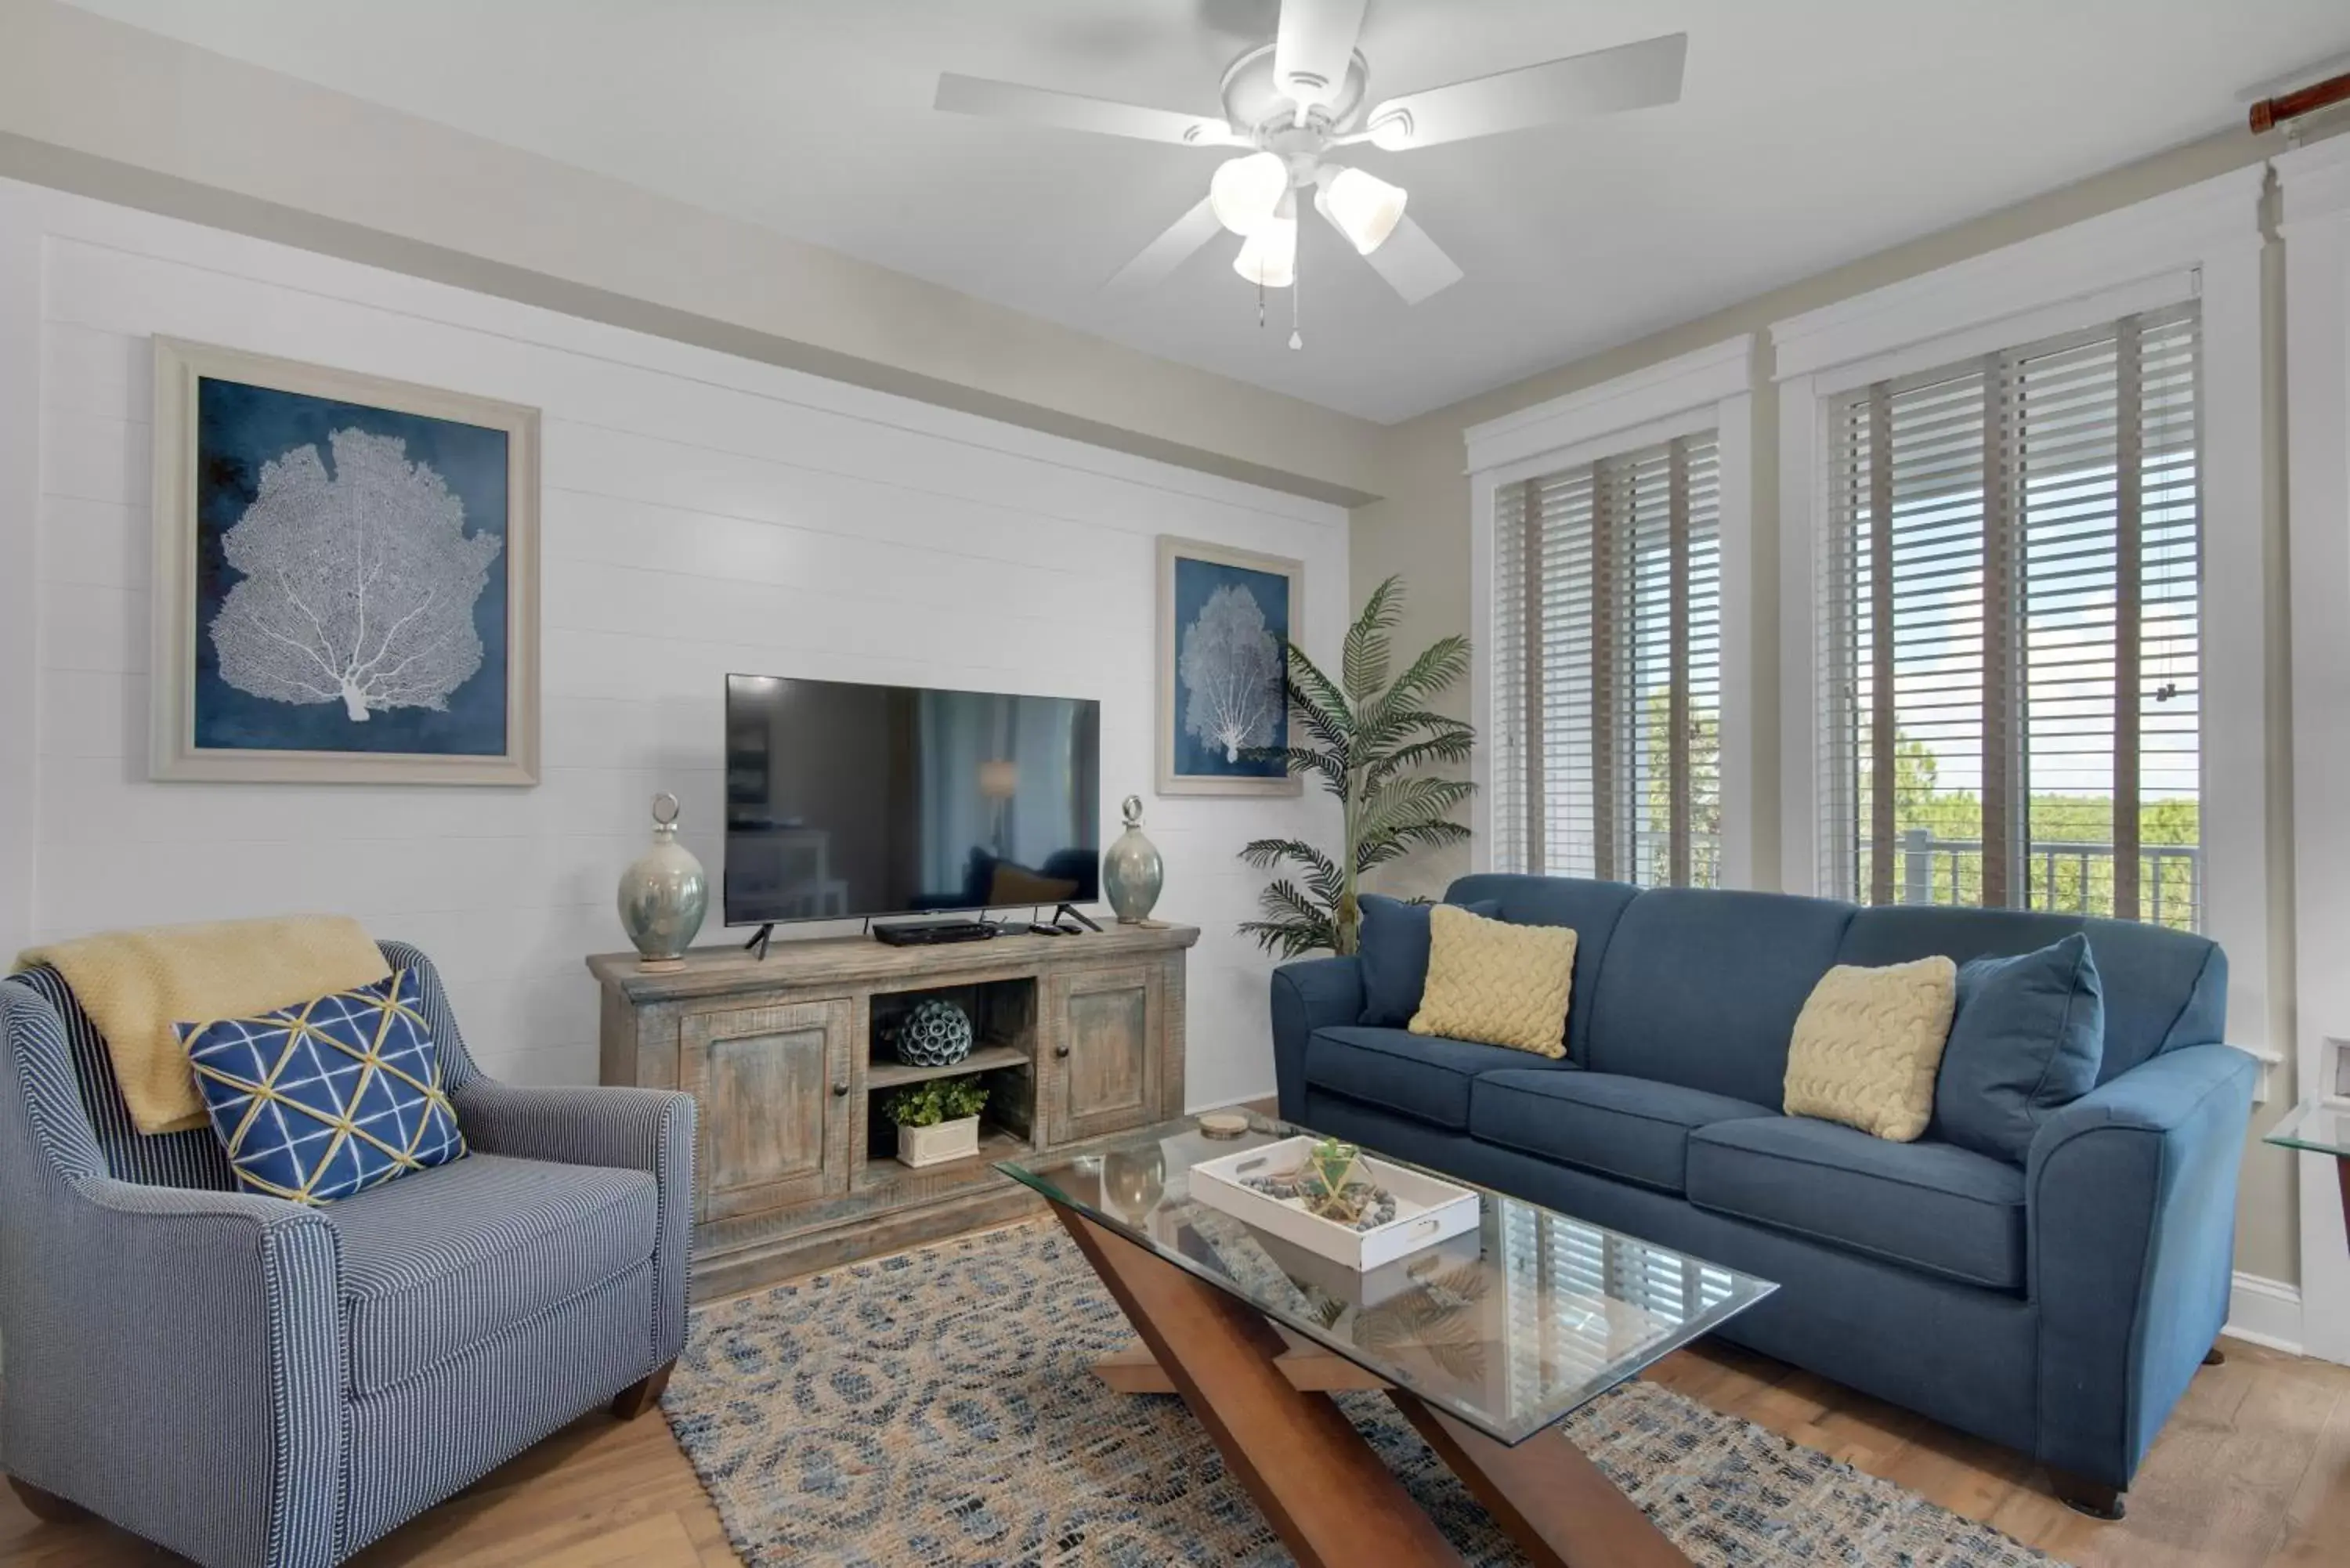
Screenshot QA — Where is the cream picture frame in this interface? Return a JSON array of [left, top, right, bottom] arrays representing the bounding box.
[[150, 338, 540, 786], [1156, 534, 1303, 797]]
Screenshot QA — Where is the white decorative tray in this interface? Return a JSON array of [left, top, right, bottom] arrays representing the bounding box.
[[1188, 1135, 1481, 1272]]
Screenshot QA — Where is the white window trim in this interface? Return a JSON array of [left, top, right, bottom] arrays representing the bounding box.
[[1465, 334, 1759, 887], [2278, 133, 2350, 1367], [1771, 164, 2270, 1069]]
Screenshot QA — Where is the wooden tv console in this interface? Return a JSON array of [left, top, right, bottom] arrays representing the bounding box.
[[588, 924, 1198, 1296]]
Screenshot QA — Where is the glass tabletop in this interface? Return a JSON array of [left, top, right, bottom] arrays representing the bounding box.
[[998, 1113, 1776, 1445], [2266, 1100, 2350, 1158]]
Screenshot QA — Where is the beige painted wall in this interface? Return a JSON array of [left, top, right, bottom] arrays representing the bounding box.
[[0, 0, 1386, 507], [1354, 112, 2350, 1287]]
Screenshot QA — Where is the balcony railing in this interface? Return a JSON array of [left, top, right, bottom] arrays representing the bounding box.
[[1882, 829, 2203, 929]]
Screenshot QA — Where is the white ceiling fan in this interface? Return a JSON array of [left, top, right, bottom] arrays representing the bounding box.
[[935, 0, 1687, 318]]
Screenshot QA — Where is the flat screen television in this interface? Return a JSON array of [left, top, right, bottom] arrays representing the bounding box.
[[723, 674, 1101, 927]]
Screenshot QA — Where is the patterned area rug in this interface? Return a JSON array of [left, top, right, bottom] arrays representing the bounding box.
[[664, 1219, 2056, 1567]]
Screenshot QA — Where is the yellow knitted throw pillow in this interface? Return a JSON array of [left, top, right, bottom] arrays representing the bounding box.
[[1783, 956, 1958, 1141], [1408, 905, 1576, 1058]]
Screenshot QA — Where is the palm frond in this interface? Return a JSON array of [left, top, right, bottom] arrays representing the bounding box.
[[1242, 743, 1347, 793], [1240, 838, 1343, 905], [1285, 645, 1354, 742], [1357, 818, 1473, 874], [1356, 637, 1471, 751], [1365, 725, 1477, 789], [1342, 575, 1405, 703], [1356, 776, 1477, 847]]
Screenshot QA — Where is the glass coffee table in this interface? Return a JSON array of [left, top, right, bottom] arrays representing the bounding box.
[[999, 1113, 1775, 1568]]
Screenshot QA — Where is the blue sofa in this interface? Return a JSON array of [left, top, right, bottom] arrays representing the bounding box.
[[1271, 874, 2255, 1517]]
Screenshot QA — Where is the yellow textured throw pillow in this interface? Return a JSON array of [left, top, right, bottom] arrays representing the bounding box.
[[1408, 905, 1576, 1058], [1783, 956, 1958, 1141]]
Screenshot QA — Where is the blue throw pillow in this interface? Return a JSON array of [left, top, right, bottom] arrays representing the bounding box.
[[1934, 934, 2105, 1164], [180, 966, 467, 1205], [1358, 894, 1502, 1028]]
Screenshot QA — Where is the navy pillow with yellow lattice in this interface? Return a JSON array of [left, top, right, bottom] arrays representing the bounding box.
[[178, 966, 467, 1204]]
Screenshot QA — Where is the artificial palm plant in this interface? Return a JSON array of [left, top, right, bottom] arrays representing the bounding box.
[[1238, 576, 1475, 958]]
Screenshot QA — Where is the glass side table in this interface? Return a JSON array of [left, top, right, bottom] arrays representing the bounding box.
[[2265, 1100, 2350, 1235]]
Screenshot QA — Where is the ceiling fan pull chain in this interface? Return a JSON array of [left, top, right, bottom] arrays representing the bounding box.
[[1256, 275, 1267, 330], [1290, 260, 1303, 350]]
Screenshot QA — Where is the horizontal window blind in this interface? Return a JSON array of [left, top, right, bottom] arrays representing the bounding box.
[[1818, 303, 2200, 928], [1493, 432, 1721, 887]]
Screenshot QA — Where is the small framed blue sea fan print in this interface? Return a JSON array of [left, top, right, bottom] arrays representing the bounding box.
[[149, 339, 540, 785], [1156, 535, 1303, 797]]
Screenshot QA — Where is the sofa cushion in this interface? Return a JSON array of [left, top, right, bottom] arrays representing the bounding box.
[[1412, 905, 1577, 1057], [1358, 894, 1500, 1027], [1782, 956, 1958, 1142], [326, 1151, 659, 1395], [1687, 1116, 2026, 1290], [1303, 1025, 1572, 1131], [1835, 904, 2221, 1082], [1444, 874, 1644, 1063], [1936, 934, 2106, 1164], [1471, 1069, 1777, 1194], [1582, 887, 1856, 1105]]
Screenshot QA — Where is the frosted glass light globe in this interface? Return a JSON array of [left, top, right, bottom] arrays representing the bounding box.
[[1209, 152, 1288, 237], [1232, 212, 1297, 289], [1318, 168, 1408, 255]]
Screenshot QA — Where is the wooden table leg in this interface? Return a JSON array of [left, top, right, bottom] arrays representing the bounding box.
[[1050, 1201, 1462, 1568], [1390, 1389, 1694, 1568]]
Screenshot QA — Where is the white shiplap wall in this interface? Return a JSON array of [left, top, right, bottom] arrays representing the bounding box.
[[0, 178, 1347, 1107]]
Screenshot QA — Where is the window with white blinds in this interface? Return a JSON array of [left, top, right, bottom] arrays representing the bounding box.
[[1818, 303, 2201, 928], [1492, 432, 1721, 887]]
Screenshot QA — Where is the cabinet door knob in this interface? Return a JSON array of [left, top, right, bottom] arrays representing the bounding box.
[[832, 1081, 849, 1097], [1054, 1045, 1071, 1059]]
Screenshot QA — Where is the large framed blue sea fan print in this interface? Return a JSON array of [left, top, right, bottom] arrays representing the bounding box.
[[149, 340, 540, 784], [1156, 536, 1302, 797]]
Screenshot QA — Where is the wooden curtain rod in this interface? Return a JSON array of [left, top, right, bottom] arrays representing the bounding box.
[[2250, 70, 2350, 133]]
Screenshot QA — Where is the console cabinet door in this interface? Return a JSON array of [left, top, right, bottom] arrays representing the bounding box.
[[682, 999, 852, 1221], [1047, 963, 1163, 1143]]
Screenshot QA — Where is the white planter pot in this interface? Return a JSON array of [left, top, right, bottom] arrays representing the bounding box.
[[895, 1115, 982, 1169]]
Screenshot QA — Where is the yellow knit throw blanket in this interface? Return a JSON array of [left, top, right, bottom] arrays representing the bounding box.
[[16, 916, 391, 1135]]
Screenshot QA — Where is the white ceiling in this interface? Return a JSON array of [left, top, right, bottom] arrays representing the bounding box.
[[60, 1, 2350, 423]]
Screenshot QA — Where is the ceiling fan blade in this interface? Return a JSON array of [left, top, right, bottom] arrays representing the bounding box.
[[1361, 32, 1687, 150], [1102, 197, 1225, 304], [935, 73, 1238, 146], [1274, 0, 1369, 110], [1363, 215, 1463, 304]]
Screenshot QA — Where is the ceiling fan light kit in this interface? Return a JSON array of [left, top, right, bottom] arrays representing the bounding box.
[[934, 1, 1689, 328]]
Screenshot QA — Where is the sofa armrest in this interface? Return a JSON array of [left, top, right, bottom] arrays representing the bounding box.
[[2026, 1042, 2257, 1489], [1270, 956, 1363, 1122], [452, 1079, 696, 1362], [23, 1178, 347, 1568]]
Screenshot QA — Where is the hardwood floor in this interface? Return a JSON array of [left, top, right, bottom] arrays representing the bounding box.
[[5, 1328, 2345, 1566]]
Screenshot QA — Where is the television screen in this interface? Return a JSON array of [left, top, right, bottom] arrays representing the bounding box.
[[723, 674, 1101, 926]]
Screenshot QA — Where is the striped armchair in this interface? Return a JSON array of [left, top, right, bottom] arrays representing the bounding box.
[[0, 942, 694, 1568]]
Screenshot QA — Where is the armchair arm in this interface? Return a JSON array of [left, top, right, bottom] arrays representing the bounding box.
[[2027, 1042, 2257, 1490], [1269, 956, 1363, 1122], [451, 1079, 696, 1364], [24, 1179, 345, 1568]]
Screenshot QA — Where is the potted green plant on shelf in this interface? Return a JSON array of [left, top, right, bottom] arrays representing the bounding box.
[[884, 1075, 990, 1169]]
